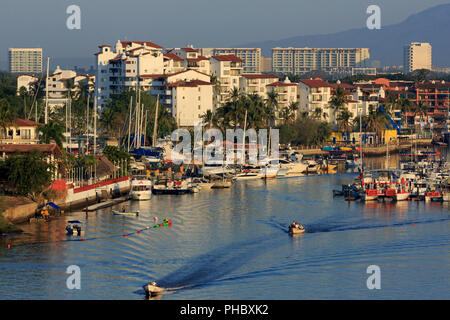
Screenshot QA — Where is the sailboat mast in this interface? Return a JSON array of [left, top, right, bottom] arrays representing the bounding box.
[[242, 109, 247, 164], [45, 57, 49, 124], [127, 96, 132, 152], [153, 95, 159, 147]]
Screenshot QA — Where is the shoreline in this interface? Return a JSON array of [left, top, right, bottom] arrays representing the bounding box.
[[0, 139, 435, 231], [293, 139, 433, 157]]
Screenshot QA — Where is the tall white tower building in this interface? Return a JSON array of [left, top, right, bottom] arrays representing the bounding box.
[[404, 42, 432, 73]]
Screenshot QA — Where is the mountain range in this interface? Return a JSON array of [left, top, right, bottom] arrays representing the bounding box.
[[236, 3, 450, 68]]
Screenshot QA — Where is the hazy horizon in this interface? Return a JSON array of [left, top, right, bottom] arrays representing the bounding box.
[[1, 0, 450, 70]]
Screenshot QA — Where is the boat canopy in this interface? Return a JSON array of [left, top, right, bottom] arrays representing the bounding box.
[[38, 202, 60, 210]]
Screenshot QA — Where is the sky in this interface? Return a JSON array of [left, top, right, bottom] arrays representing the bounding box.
[[1, 0, 449, 68]]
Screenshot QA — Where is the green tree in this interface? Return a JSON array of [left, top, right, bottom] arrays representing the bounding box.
[[38, 121, 65, 148], [0, 151, 55, 201]]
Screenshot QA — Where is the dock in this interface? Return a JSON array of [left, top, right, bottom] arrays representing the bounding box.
[[84, 196, 130, 212]]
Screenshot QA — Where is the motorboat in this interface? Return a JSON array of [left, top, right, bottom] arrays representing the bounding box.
[[235, 170, 263, 181], [260, 165, 279, 178], [211, 180, 233, 188], [152, 180, 192, 195], [143, 281, 164, 297], [112, 210, 140, 216], [288, 223, 306, 235], [66, 220, 84, 236], [130, 176, 152, 200]]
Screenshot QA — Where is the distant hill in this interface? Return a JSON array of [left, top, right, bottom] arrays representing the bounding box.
[[236, 4, 450, 67]]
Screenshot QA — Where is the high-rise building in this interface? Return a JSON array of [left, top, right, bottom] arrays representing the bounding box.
[[201, 48, 261, 73], [272, 47, 370, 75], [403, 42, 432, 73], [8, 48, 43, 74]]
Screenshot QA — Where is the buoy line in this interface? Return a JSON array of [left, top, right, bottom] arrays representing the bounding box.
[[4, 219, 173, 250]]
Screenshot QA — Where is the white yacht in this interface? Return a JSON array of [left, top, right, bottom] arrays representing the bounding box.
[[129, 176, 152, 200]]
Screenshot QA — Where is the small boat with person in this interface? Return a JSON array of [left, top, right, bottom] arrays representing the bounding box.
[[143, 281, 165, 297], [112, 209, 140, 216], [288, 221, 306, 235], [65, 220, 84, 236]]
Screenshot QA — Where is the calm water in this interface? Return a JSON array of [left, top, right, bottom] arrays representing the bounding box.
[[0, 156, 449, 299]]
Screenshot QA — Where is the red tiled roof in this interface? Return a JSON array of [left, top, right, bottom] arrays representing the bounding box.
[[266, 81, 297, 87], [242, 74, 279, 79], [181, 47, 199, 53], [166, 80, 213, 88], [163, 52, 183, 61], [186, 55, 209, 61], [299, 78, 332, 88], [211, 55, 244, 63], [12, 119, 38, 127], [98, 45, 111, 48], [0, 144, 62, 156], [121, 41, 163, 49], [140, 69, 210, 79]]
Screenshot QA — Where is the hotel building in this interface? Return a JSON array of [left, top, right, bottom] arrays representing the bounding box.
[[404, 42, 432, 73], [272, 47, 370, 75], [8, 48, 43, 74], [201, 48, 261, 74]]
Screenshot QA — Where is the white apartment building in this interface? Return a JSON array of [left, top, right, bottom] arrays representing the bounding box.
[[0, 119, 39, 145], [44, 66, 94, 108], [239, 74, 279, 99], [404, 42, 432, 73], [202, 48, 261, 73], [163, 52, 185, 74], [95, 40, 165, 107], [145, 69, 213, 127], [298, 78, 335, 122], [272, 47, 370, 75], [17, 74, 39, 93], [168, 80, 214, 127], [210, 55, 244, 106], [266, 77, 299, 112], [170, 47, 210, 75], [8, 48, 43, 74]]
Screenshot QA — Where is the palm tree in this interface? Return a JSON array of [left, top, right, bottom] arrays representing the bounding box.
[[266, 91, 279, 126], [230, 86, 241, 128], [398, 97, 413, 129], [201, 110, 215, 129], [210, 75, 222, 107], [38, 121, 65, 148], [329, 86, 347, 117], [0, 99, 15, 135], [99, 107, 116, 136], [336, 109, 354, 140], [413, 101, 428, 132], [288, 101, 299, 120]]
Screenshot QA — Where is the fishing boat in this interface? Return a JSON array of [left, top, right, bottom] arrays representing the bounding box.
[[129, 176, 152, 200], [424, 191, 443, 202], [143, 281, 164, 297], [112, 210, 140, 216]]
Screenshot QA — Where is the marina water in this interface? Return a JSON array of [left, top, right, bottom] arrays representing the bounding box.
[[0, 151, 449, 299]]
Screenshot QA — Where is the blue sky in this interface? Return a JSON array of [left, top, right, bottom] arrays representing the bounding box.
[[1, 0, 449, 64]]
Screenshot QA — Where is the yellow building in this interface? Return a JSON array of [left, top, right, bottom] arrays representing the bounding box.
[[381, 129, 397, 144]]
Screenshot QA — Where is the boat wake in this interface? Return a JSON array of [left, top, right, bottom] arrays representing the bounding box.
[[153, 235, 279, 293], [306, 217, 450, 234]]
